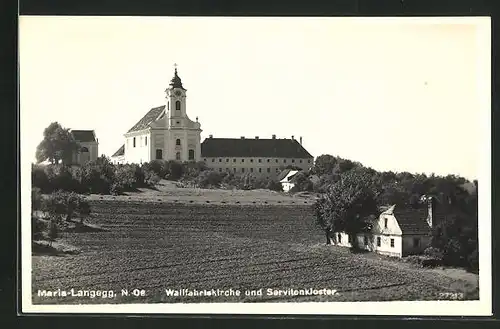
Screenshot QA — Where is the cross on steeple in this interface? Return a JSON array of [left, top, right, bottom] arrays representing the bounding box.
[[174, 63, 178, 74]]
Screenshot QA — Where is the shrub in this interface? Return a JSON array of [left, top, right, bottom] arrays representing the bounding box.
[[47, 219, 60, 245], [31, 187, 42, 215], [142, 160, 169, 179], [197, 170, 223, 188], [145, 173, 161, 186], [44, 164, 80, 192], [32, 164, 50, 193], [42, 191, 91, 224], [81, 156, 115, 194], [167, 161, 184, 180], [181, 161, 206, 180], [114, 164, 144, 191], [467, 248, 479, 272], [221, 173, 244, 189], [424, 246, 444, 259], [32, 216, 45, 240], [266, 180, 283, 192], [290, 171, 314, 192]]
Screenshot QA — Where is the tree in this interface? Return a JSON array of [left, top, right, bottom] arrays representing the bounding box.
[[42, 191, 92, 225], [312, 154, 337, 176], [290, 171, 313, 192], [314, 168, 378, 247], [36, 122, 80, 165]]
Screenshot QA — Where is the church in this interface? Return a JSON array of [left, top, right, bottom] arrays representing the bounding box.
[[111, 67, 314, 179]]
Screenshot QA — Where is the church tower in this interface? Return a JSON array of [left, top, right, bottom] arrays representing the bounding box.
[[164, 66, 202, 162]]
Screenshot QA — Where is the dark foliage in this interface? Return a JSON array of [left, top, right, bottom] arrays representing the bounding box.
[[312, 153, 479, 270]]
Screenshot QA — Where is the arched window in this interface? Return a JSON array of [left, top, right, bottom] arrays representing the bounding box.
[[188, 149, 195, 161], [176, 139, 181, 146], [176, 152, 181, 160], [175, 101, 181, 111], [80, 147, 89, 152]]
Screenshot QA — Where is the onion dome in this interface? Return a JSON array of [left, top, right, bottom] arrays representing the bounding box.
[[169, 67, 186, 90]]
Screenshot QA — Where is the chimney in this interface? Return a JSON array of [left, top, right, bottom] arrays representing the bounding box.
[[209, 134, 213, 138], [291, 135, 295, 140], [299, 136, 302, 145], [255, 136, 259, 139], [427, 196, 435, 228], [241, 136, 245, 139], [272, 134, 276, 139]]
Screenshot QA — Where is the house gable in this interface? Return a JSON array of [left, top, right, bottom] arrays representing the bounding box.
[[372, 206, 402, 236]]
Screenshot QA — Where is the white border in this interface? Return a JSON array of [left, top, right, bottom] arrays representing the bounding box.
[[20, 16, 492, 316]]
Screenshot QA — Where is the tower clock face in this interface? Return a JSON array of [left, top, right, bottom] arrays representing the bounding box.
[[174, 90, 182, 96]]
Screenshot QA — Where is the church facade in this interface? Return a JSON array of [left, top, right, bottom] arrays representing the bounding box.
[[112, 68, 202, 165], [111, 68, 314, 178]]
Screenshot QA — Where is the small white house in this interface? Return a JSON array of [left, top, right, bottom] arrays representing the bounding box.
[[111, 145, 125, 165], [331, 198, 443, 258], [280, 170, 300, 192]]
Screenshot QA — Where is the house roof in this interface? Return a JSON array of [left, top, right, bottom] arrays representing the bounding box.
[[71, 130, 96, 142], [112, 145, 125, 157], [393, 207, 431, 234], [201, 138, 314, 158], [280, 170, 300, 183], [382, 204, 445, 234], [127, 105, 165, 133], [276, 169, 292, 182]]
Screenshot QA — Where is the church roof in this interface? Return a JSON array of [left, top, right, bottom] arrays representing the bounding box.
[[169, 68, 186, 90], [127, 105, 166, 133], [201, 138, 313, 159], [112, 144, 125, 157], [71, 130, 96, 142]]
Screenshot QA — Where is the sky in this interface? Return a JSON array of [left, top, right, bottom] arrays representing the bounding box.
[[19, 16, 490, 180]]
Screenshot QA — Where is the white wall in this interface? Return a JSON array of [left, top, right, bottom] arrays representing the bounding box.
[[331, 231, 403, 258], [202, 156, 313, 179], [124, 131, 151, 164], [282, 182, 294, 192]]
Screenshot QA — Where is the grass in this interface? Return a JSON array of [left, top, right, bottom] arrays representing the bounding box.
[[84, 179, 318, 205], [31, 199, 478, 304]]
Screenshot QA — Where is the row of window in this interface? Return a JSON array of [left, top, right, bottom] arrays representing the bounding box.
[[155, 149, 195, 161], [205, 158, 311, 164], [214, 167, 279, 174], [337, 234, 420, 249], [131, 137, 183, 148]]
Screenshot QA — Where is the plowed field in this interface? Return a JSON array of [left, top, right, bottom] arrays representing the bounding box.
[[31, 200, 478, 304]]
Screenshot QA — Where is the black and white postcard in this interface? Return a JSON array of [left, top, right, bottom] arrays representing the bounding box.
[[20, 16, 491, 315]]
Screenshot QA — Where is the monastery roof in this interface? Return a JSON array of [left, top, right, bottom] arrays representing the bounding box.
[[127, 105, 165, 133], [201, 138, 314, 159], [71, 130, 96, 142], [112, 144, 125, 157]]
